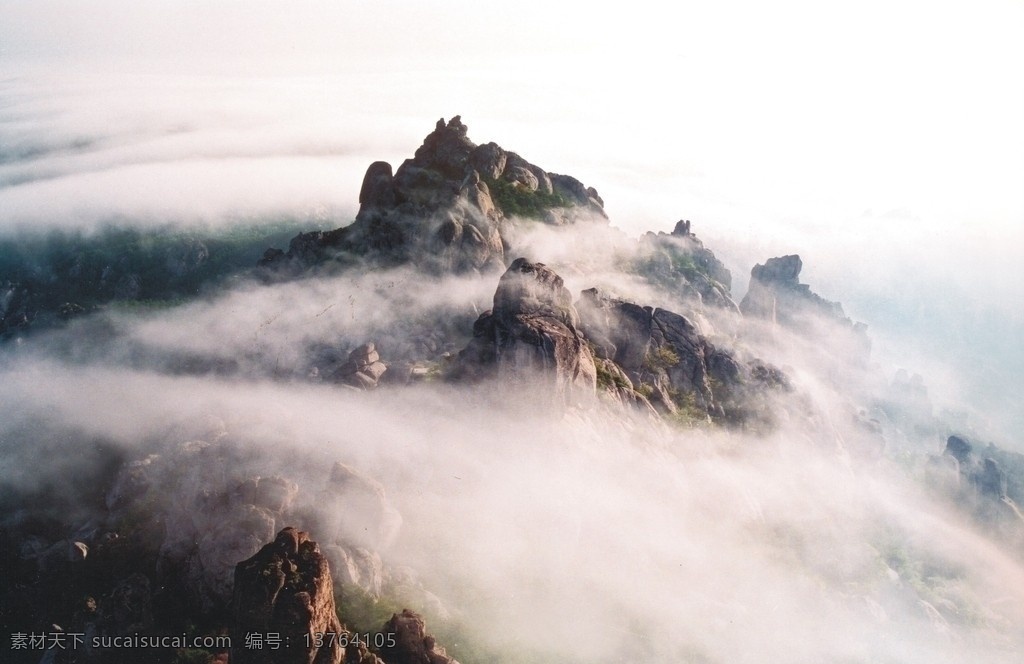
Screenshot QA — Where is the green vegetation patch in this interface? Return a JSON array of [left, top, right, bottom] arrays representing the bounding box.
[[0, 220, 313, 338], [642, 346, 681, 372], [335, 583, 404, 635], [595, 360, 630, 392], [667, 388, 709, 428], [635, 383, 655, 399], [634, 249, 720, 291], [483, 177, 572, 220]]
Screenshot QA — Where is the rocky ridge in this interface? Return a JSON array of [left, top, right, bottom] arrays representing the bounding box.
[[0, 423, 456, 664], [452, 257, 791, 427], [934, 435, 1024, 544], [248, 118, 847, 427]]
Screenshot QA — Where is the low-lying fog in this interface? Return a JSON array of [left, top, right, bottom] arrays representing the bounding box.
[[3, 353, 1023, 662]]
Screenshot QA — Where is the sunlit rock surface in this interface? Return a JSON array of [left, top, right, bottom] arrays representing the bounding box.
[[232, 527, 344, 664]]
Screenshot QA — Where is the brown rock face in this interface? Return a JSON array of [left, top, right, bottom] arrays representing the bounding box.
[[454, 258, 597, 402], [232, 528, 344, 664], [378, 609, 458, 664]]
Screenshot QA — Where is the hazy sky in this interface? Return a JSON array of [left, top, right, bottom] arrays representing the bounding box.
[[4, 1, 1021, 231]]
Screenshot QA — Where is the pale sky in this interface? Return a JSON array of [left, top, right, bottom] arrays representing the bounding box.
[[3, 0, 1021, 222], [4, 1, 1021, 230]]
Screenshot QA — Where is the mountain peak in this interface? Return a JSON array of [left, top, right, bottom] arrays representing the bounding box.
[[260, 116, 608, 276], [412, 115, 475, 178]]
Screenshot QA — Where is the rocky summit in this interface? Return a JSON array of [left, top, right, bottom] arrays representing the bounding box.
[[250, 118, 811, 424], [260, 116, 608, 277]]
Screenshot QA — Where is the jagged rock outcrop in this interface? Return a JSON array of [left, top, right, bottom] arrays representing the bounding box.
[[577, 287, 789, 425], [232, 527, 344, 664], [638, 220, 738, 311], [260, 117, 607, 276], [740, 254, 870, 360], [453, 258, 597, 402], [741, 254, 846, 325], [741, 255, 814, 322], [944, 435, 973, 466], [979, 458, 1009, 499], [328, 343, 388, 389], [944, 435, 1013, 501], [981, 442, 1024, 507], [377, 609, 459, 664], [451, 265, 789, 424]]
